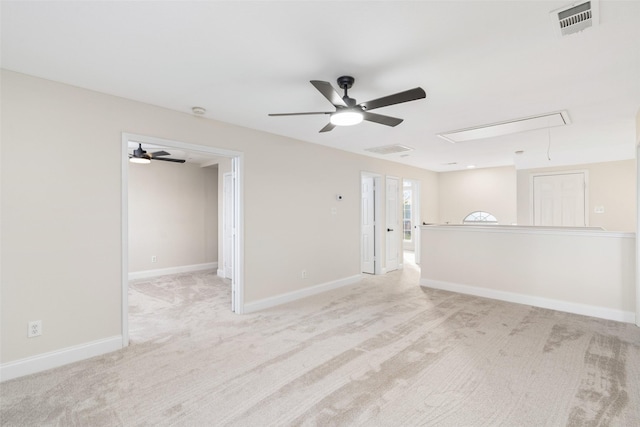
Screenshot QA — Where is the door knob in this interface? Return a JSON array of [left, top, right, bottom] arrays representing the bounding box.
[[387, 228, 394, 232]]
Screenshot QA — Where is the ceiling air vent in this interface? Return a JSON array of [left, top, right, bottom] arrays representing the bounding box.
[[365, 144, 414, 155], [550, 1, 598, 37]]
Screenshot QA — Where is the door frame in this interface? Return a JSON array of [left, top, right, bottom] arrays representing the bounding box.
[[636, 143, 640, 327], [385, 175, 401, 272], [402, 179, 421, 263], [529, 170, 589, 226], [361, 172, 383, 275], [121, 133, 245, 347]]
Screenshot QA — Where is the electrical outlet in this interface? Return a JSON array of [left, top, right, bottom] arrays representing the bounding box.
[[28, 320, 42, 338], [151, 255, 157, 263], [301, 270, 308, 279]]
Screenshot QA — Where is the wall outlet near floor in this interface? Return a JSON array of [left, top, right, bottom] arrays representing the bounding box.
[[28, 320, 42, 338], [151, 256, 157, 263], [301, 270, 308, 279]]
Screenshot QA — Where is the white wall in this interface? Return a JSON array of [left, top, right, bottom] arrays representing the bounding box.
[[128, 160, 217, 272], [516, 160, 636, 232], [438, 166, 517, 225], [1, 70, 439, 365]]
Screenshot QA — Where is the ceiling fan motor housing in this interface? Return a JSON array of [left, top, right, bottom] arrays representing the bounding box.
[[337, 76, 358, 106], [133, 144, 148, 158], [337, 75, 355, 89]]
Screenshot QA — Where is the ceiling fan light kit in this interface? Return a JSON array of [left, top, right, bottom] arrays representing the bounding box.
[[269, 75, 426, 132], [330, 110, 363, 126], [129, 156, 151, 164]]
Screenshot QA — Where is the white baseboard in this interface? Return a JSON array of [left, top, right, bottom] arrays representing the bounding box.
[[129, 262, 218, 280], [244, 274, 362, 313], [0, 335, 122, 382], [420, 278, 636, 324], [217, 269, 225, 278]]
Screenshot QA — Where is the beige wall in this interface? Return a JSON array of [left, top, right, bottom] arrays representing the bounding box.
[[516, 160, 636, 232], [128, 160, 217, 272], [421, 226, 635, 318], [1, 70, 439, 363], [204, 165, 218, 263], [637, 108, 640, 144], [437, 166, 517, 225]]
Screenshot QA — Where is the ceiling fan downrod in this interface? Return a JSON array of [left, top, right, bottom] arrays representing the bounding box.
[[337, 76, 356, 107]]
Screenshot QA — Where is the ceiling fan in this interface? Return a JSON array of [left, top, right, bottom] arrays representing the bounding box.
[[269, 76, 426, 132], [129, 143, 186, 164]]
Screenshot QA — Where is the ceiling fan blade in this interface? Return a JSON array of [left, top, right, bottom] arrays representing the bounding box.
[[310, 80, 348, 108], [269, 112, 331, 116], [362, 111, 404, 127], [319, 122, 336, 133], [359, 87, 426, 111], [153, 157, 186, 163], [149, 150, 170, 157]]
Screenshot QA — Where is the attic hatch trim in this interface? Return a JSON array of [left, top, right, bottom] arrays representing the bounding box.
[[437, 111, 571, 144], [365, 144, 414, 155], [549, 0, 599, 37]]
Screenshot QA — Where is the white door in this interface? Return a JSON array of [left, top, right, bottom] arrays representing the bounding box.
[[223, 172, 235, 310], [533, 173, 586, 226], [386, 177, 400, 272], [361, 175, 375, 274]]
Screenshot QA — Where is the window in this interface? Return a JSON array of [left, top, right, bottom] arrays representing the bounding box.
[[463, 211, 498, 224]]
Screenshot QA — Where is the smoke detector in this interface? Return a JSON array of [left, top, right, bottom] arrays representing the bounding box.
[[549, 1, 599, 37]]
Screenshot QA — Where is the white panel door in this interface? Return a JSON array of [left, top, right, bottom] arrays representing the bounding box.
[[223, 172, 234, 281], [533, 173, 586, 226], [386, 177, 400, 272], [361, 176, 375, 274]]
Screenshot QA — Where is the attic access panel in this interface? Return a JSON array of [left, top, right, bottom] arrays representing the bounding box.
[[437, 111, 571, 143]]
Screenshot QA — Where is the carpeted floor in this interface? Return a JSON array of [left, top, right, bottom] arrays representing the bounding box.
[[2, 258, 640, 426]]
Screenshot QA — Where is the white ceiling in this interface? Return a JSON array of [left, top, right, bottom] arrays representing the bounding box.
[[2, 1, 639, 171]]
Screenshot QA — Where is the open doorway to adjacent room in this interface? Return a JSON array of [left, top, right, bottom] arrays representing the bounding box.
[[121, 133, 244, 347], [402, 179, 421, 266]]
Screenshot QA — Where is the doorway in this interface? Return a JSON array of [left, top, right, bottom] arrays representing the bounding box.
[[402, 179, 421, 265], [386, 176, 401, 272], [121, 133, 244, 347]]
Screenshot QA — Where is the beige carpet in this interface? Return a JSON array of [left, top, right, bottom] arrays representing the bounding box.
[[2, 260, 640, 426]]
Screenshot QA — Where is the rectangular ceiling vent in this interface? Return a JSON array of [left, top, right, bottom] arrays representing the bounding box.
[[365, 144, 414, 155], [550, 1, 598, 37]]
